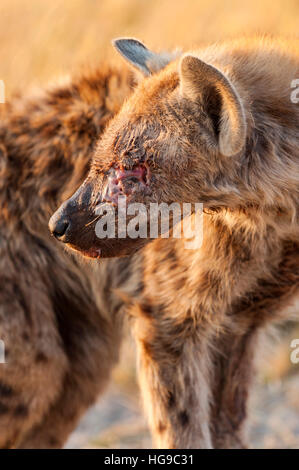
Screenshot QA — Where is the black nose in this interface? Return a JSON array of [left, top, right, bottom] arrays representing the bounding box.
[[49, 216, 70, 240]]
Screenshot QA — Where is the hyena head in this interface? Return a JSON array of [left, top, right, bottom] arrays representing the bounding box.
[[49, 38, 247, 258]]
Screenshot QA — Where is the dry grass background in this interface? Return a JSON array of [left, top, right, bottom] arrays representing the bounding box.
[[0, 0, 298, 448], [1, 0, 299, 96]]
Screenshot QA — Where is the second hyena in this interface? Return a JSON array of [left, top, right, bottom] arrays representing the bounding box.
[[51, 37, 299, 448], [0, 61, 135, 448]]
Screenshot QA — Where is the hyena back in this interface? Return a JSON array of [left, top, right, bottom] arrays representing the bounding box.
[[51, 37, 299, 448]]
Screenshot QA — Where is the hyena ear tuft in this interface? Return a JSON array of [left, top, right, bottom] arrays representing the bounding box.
[[179, 55, 246, 157], [112, 38, 174, 76]]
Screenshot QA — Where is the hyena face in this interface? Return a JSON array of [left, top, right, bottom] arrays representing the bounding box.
[[49, 38, 247, 258]]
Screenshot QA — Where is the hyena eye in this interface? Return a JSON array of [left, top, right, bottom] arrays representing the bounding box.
[[115, 164, 149, 184], [127, 176, 140, 184], [100, 163, 151, 205]]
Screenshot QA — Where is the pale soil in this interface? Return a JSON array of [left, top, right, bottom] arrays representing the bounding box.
[[66, 372, 299, 449]]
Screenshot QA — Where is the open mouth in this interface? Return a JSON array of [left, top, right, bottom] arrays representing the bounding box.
[[101, 163, 150, 206]]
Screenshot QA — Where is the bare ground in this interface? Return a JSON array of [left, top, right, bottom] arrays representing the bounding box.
[[66, 370, 299, 449]]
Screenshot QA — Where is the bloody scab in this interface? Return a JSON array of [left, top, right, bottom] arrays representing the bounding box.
[[102, 162, 151, 205]]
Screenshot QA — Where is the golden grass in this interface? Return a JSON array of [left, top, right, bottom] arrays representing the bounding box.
[[0, 0, 298, 97]]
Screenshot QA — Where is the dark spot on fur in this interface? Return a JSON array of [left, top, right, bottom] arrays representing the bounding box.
[[137, 278, 144, 295], [167, 392, 175, 409], [239, 246, 252, 263], [14, 404, 29, 418], [0, 402, 9, 414], [140, 302, 154, 318], [48, 436, 60, 447], [178, 410, 189, 427], [166, 248, 178, 267], [158, 421, 166, 433], [141, 340, 152, 356], [3, 438, 16, 449], [52, 88, 73, 101], [22, 332, 30, 342], [0, 381, 14, 397], [35, 352, 49, 363]]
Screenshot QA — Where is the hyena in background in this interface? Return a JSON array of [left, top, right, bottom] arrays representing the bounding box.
[[0, 62, 136, 448], [51, 37, 299, 448]]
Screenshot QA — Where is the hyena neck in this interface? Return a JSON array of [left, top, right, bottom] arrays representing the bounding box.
[[238, 99, 299, 226], [0, 63, 134, 233], [199, 37, 299, 224], [204, 109, 299, 226]]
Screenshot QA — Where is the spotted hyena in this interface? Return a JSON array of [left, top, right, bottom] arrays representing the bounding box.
[[0, 61, 138, 448], [50, 37, 299, 448]]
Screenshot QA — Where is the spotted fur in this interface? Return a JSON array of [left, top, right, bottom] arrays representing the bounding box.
[[52, 36, 299, 448], [0, 62, 136, 448]]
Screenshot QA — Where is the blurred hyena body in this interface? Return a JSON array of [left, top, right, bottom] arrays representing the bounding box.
[[0, 63, 137, 448], [51, 37, 299, 448]]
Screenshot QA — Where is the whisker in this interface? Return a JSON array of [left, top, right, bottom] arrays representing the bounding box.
[[85, 214, 101, 227]]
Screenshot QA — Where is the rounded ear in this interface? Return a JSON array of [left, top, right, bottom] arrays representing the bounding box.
[[112, 38, 175, 77], [179, 55, 246, 157]]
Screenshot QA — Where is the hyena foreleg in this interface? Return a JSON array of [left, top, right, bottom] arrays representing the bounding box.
[[210, 242, 299, 449], [133, 305, 213, 449], [210, 325, 260, 449]]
